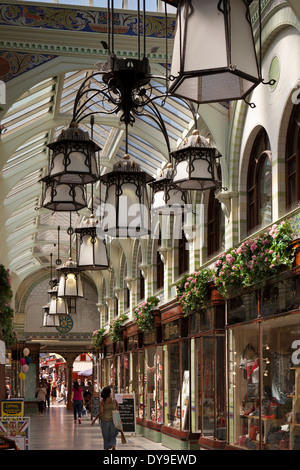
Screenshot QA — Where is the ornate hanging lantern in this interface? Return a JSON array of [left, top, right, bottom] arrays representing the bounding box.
[[41, 176, 87, 212], [100, 153, 154, 238], [42, 303, 60, 327], [47, 123, 101, 185], [48, 285, 69, 315], [75, 214, 109, 270], [57, 258, 84, 299], [166, 0, 262, 104], [148, 163, 188, 214], [171, 130, 222, 191]]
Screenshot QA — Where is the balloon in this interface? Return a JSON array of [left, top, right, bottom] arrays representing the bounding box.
[[23, 348, 30, 356], [22, 364, 29, 373], [20, 358, 26, 365], [18, 372, 25, 380], [26, 357, 32, 365]]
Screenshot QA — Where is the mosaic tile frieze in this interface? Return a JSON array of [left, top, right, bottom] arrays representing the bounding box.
[[0, 3, 175, 37], [0, 50, 56, 81]]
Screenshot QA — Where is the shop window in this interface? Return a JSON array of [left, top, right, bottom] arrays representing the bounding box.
[[114, 295, 119, 317], [137, 351, 144, 418], [228, 314, 300, 450], [286, 104, 300, 209], [194, 335, 226, 438], [247, 129, 272, 233], [139, 269, 145, 300], [164, 341, 189, 430], [144, 346, 163, 423]]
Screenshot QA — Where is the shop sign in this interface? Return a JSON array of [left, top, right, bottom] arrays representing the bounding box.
[[144, 330, 155, 345], [163, 321, 179, 341], [0, 416, 30, 450], [115, 394, 135, 433], [1, 399, 24, 417]]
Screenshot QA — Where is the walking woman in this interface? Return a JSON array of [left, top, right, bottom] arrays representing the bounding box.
[[71, 380, 84, 424], [92, 386, 119, 450], [35, 381, 47, 416]]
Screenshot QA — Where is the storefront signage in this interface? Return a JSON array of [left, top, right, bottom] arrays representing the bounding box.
[[1, 399, 24, 417], [115, 394, 136, 433], [144, 330, 155, 345], [0, 417, 30, 450], [163, 321, 179, 341], [91, 396, 100, 419]]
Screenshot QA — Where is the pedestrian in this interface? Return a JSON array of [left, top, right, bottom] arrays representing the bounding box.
[[71, 380, 84, 424], [45, 379, 51, 407], [51, 380, 58, 404], [35, 381, 47, 416], [91, 386, 119, 450], [60, 381, 67, 404]]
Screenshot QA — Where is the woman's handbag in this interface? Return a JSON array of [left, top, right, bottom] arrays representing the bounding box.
[[112, 410, 123, 431]]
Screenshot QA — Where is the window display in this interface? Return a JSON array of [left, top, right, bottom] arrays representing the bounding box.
[[164, 341, 189, 430], [144, 346, 163, 423], [228, 313, 300, 450]]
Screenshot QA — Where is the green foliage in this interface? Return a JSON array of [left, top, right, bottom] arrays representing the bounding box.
[[0, 265, 17, 346], [109, 314, 128, 342], [214, 221, 295, 298], [175, 268, 212, 316], [91, 328, 106, 348], [134, 296, 160, 332]]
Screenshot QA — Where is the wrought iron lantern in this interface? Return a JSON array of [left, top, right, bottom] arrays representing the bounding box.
[[48, 285, 69, 315], [42, 302, 60, 327], [41, 176, 87, 212], [170, 130, 222, 191], [75, 214, 109, 270], [100, 153, 154, 238], [166, 0, 263, 104], [47, 123, 101, 185], [149, 163, 188, 214], [57, 258, 84, 299]]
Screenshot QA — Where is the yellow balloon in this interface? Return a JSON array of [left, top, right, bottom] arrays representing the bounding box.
[[19, 372, 26, 381]]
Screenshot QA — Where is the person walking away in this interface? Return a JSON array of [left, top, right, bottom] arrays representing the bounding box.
[[91, 386, 119, 450], [51, 380, 58, 405], [71, 381, 84, 424], [35, 381, 47, 416], [45, 379, 51, 408], [59, 381, 66, 405]]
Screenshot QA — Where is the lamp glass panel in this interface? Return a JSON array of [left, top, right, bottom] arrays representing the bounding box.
[[58, 273, 83, 298], [78, 234, 109, 268]]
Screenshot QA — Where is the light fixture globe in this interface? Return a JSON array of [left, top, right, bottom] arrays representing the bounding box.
[[57, 258, 84, 299], [100, 153, 154, 238], [47, 123, 101, 185], [171, 130, 221, 191], [149, 163, 188, 214], [41, 176, 87, 212], [167, 0, 262, 104], [75, 214, 109, 270]]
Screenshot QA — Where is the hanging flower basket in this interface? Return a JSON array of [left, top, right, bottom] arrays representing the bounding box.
[[175, 268, 212, 316], [134, 296, 160, 332], [91, 328, 105, 349], [0, 265, 17, 346], [109, 314, 128, 342], [214, 220, 295, 298]]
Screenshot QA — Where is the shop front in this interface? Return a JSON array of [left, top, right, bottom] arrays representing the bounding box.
[[227, 271, 300, 450]]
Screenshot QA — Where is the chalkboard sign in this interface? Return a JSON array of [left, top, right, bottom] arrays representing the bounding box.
[[115, 394, 135, 433], [91, 395, 100, 419]]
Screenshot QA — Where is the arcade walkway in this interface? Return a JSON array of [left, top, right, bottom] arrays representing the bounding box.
[[27, 404, 168, 451]]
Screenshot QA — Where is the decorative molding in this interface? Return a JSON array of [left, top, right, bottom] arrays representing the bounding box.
[[0, 50, 56, 81]]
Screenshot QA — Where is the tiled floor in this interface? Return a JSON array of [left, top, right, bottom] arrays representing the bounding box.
[[27, 403, 169, 451]]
